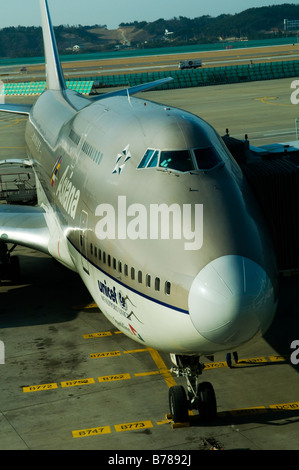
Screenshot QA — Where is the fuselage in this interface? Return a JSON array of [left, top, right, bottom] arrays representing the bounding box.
[[25, 89, 278, 354]]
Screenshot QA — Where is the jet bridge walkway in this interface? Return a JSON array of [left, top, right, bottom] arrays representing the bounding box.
[[223, 134, 299, 274]]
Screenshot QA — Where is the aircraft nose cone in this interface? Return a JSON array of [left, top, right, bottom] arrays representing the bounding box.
[[188, 255, 276, 348]]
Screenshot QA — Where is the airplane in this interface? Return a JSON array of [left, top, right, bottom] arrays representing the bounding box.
[[0, 0, 278, 423]]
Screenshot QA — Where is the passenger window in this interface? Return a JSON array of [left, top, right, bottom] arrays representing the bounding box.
[[146, 274, 151, 288], [155, 277, 160, 291], [159, 150, 194, 172], [165, 281, 171, 295], [131, 267, 135, 280], [138, 270, 142, 283], [124, 264, 128, 277], [193, 147, 222, 170]]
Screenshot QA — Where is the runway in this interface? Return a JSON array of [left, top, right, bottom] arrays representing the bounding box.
[[0, 77, 299, 451], [2, 43, 299, 82]]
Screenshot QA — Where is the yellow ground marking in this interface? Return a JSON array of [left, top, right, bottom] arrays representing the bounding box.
[[269, 401, 299, 411], [73, 302, 99, 310], [72, 426, 111, 438], [123, 348, 150, 354], [90, 350, 121, 358], [135, 371, 160, 377], [156, 418, 172, 425], [203, 355, 286, 370], [148, 348, 177, 388], [83, 331, 112, 338], [83, 329, 122, 337], [0, 118, 27, 130], [61, 378, 95, 387], [98, 373, 131, 382], [203, 361, 228, 369], [0, 146, 26, 149], [114, 420, 153, 432], [81, 302, 98, 309], [255, 96, 294, 107], [269, 355, 288, 362], [71, 401, 299, 437], [238, 356, 268, 364], [23, 383, 58, 392]]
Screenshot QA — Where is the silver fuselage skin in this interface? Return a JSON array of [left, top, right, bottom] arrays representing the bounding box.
[[24, 88, 278, 354]]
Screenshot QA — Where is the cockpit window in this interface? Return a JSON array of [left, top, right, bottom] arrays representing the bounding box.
[[137, 147, 223, 173], [193, 147, 222, 170], [148, 150, 159, 167], [137, 149, 159, 169], [159, 150, 194, 172]]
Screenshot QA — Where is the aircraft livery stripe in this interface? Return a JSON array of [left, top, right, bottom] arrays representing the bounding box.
[[67, 237, 189, 315]]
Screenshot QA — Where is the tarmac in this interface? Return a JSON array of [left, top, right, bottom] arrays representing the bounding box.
[[0, 75, 299, 451], [3, 42, 299, 82]]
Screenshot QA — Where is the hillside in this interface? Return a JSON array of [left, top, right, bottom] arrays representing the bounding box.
[[0, 3, 299, 58]]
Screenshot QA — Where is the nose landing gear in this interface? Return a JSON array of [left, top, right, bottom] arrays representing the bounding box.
[[169, 354, 217, 423]]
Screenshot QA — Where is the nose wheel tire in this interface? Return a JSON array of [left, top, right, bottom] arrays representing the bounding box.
[[197, 381, 217, 421], [169, 354, 217, 423], [169, 385, 189, 423]]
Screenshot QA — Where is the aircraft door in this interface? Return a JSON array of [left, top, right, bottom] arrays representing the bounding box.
[[80, 210, 89, 275]]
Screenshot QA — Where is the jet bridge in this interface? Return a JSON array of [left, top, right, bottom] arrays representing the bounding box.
[[222, 134, 299, 274]]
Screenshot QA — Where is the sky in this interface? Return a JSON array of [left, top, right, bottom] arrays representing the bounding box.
[[0, 0, 295, 30]]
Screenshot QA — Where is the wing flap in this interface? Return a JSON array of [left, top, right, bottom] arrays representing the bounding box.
[[0, 205, 50, 255]]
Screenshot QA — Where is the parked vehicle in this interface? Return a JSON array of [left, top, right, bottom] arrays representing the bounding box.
[[179, 59, 202, 69]]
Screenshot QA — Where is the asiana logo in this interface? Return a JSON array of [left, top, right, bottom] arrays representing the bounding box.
[[55, 165, 80, 219], [51, 155, 62, 187]]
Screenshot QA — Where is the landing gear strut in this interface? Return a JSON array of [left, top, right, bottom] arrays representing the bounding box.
[[0, 241, 21, 284], [169, 354, 217, 423]]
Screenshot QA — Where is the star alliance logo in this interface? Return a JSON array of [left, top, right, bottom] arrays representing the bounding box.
[[112, 144, 132, 174]]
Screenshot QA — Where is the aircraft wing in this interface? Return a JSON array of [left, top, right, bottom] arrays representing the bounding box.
[[0, 205, 50, 255], [0, 104, 32, 115], [0, 158, 32, 167], [91, 77, 174, 101]]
